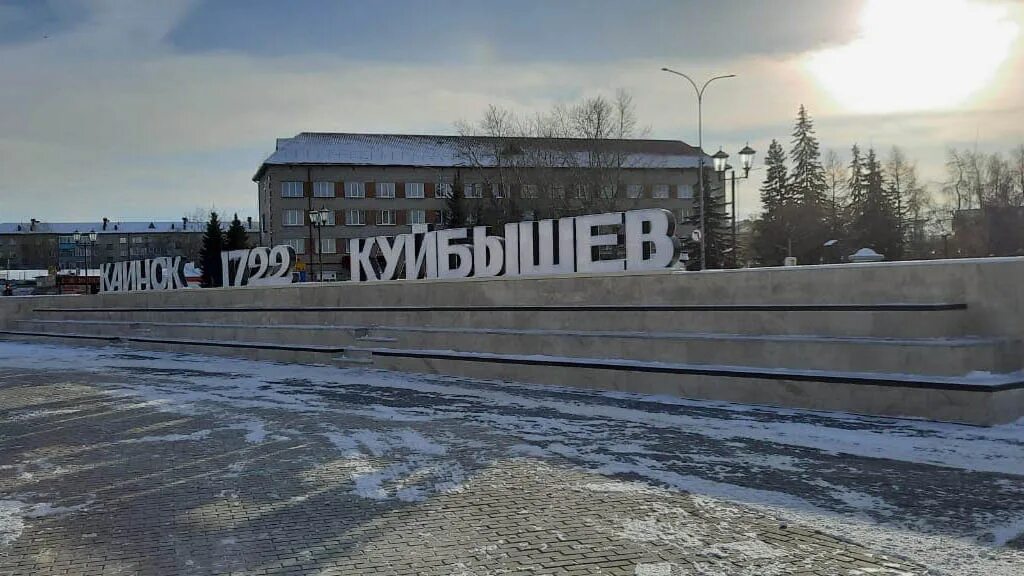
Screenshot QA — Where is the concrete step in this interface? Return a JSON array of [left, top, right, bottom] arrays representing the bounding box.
[[5, 327, 1022, 425], [366, 325, 1020, 377], [349, 346, 1024, 425], [0, 329, 354, 366], [13, 318, 1016, 376], [27, 303, 971, 338]]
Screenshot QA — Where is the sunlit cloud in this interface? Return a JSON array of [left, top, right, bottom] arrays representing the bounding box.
[[807, 0, 1018, 114]]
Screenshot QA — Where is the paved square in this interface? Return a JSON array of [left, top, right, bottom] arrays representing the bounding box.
[[1, 342, 1022, 575]]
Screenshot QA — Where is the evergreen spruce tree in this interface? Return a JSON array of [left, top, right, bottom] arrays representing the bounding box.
[[225, 213, 249, 251], [752, 139, 792, 266], [846, 144, 866, 212], [442, 175, 466, 229], [849, 148, 901, 258], [788, 105, 829, 264], [681, 186, 731, 270], [199, 212, 225, 287]]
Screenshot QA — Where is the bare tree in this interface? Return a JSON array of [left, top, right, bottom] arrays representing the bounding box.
[[823, 149, 846, 238], [454, 90, 654, 227]]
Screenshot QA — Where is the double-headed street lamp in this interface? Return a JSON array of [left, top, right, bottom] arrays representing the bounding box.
[[309, 207, 331, 281], [72, 230, 97, 277], [712, 145, 757, 268], [661, 67, 736, 270]]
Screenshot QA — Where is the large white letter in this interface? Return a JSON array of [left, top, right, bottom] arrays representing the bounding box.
[[575, 212, 626, 273], [436, 228, 472, 278], [100, 263, 113, 292], [503, 222, 520, 276], [350, 238, 378, 281], [625, 209, 680, 270], [170, 257, 188, 289], [521, 218, 575, 276], [376, 235, 406, 281], [472, 227, 504, 277], [149, 258, 169, 290], [403, 232, 437, 279]]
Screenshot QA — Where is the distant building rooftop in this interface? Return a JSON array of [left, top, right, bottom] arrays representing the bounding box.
[[253, 132, 707, 180], [0, 220, 255, 235]]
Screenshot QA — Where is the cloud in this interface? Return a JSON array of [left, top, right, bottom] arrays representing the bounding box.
[[0, 0, 1021, 222]]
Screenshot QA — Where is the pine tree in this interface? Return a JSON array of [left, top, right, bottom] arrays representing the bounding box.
[[752, 139, 792, 266], [225, 213, 249, 251], [788, 105, 829, 264], [199, 212, 225, 287]]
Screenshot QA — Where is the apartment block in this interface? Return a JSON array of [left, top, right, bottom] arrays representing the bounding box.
[[254, 133, 723, 280]]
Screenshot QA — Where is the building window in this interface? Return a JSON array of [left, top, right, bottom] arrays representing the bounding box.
[[283, 238, 305, 255], [600, 185, 616, 199], [493, 183, 509, 199], [409, 209, 426, 225], [313, 181, 335, 198], [283, 209, 303, 226], [627, 184, 643, 199], [549, 185, 565, 199], [377, 182, 396, 199], [405, 182, 425, 198], [282, 181, 304, 198], [521, 184, 539, 199], [318, 238, 337, 254], [131, 236, 144, 244], [346, 209, 365, 226], [652, 184, 670, 199], [574, 184, 588, 199], [678, 208, 694, 221], [345, 182, 365, 198], [465, 183, 483, 198], [437, 182, 453, 198], [677, 184, 694, 199], [523, 210, 536, 221], [319, 210, 336, 226], [378, 210, 396, 226]]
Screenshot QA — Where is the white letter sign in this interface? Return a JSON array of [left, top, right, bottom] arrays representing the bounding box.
[[347, 209, 680, 283]]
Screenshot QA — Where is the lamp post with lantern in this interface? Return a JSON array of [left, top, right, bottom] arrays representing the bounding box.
[[712, 145, 757, 268], [72, 230, 98, 277], [308, 207, 330, 281], [661, 67, 736, 270]]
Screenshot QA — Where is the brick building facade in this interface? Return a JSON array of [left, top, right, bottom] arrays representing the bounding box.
[[254, 133, 722, 280]]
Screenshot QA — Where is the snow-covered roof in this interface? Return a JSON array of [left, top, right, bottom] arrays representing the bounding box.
[[253, 132, 707, 180], [0, 220, 255, 235]]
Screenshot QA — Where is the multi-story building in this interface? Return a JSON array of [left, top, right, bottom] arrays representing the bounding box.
[[0, 218, 260, 272], [254, 132, 722, 280]]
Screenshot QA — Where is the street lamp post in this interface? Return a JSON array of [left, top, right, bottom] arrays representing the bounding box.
[[72, 230, 98, 291], [713, 145, 757, 268], [661, 67, 735, 270], [72, 230, 98, 277], [309, 207, 330, 281]]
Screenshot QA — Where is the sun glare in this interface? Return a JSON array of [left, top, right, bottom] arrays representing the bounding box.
[[808, 0, 1018, 114]]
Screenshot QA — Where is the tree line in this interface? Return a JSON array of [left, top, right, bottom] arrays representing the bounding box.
[[750, 106, 1024, 265]]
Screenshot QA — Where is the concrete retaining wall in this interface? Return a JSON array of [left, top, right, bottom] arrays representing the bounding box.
[[3, 257, 1024, 425]]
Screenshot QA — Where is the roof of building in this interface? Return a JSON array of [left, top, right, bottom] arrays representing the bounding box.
[[0, 220, 257, 235], [253, 132, 707, 180]]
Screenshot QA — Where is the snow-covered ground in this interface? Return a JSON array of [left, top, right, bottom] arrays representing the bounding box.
[[0, 341, 1022, 575]]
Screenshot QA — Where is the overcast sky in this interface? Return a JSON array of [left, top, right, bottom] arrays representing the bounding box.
[[1, 0, 1021, 222]]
